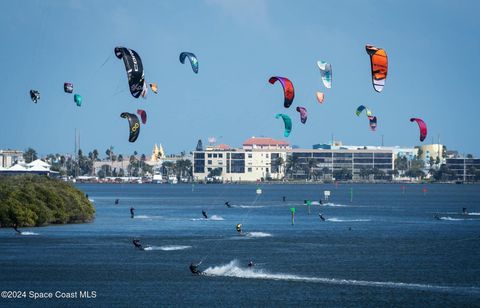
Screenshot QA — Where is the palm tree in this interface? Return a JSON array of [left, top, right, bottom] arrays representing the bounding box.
[[286, 155, 300, 180], [307, 158, 317, 181]]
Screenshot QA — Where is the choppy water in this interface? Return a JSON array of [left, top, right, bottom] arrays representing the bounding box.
[[1, 183, 479, 307]]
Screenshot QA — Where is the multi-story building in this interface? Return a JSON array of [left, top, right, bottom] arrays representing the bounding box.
[[193, 137, 289, 182], [193, 137, 395, 182], [0, 150, 24, 168], [290, 149, 394, 180], [445, 158, 480, 182]]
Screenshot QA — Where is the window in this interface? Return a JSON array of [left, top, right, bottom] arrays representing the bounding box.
[[248, 168, 252, 172], [207, 160, 212, 165], [213, 154, 217, 158], [219, 154, 223, 158], [207, 153, 212, 158], [266, 154, 269, 158], [248, 153, 252, 158]]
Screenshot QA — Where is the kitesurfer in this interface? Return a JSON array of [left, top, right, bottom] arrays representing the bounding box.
[[130, 207, 135, 218], [202, 210, 208, 219], [282, 196, 286, 202], [115, 198, 119, 205], [189, 262, 201, 275], [132, 239, 143, 250], [319, 213, 325, 221], [463, 208, 468, 215], [248, 260, 254, 268], [434, 214, 440, 220], [12, 223, 21, 234], [236, 223, 243, 235], [225, 201, 231, 208], [319, 200, 323, 205]]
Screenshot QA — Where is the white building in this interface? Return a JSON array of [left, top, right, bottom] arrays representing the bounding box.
[[193, 137, 289, 182]]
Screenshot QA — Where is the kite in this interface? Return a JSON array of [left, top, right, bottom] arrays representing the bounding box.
[[179, 52, 199, 74], [296, 106, 307, 124], [366, 44, 388, 92], [275, 113, 292, 137], [269, 76, 294, 108], [30, 90, 40, 103], [317, 61, 332, 89], [316, 92, 324, 104], [149, 83, 158, 94], [114, 47, 146, 98], [137, 109, 147, 124], [74, 94, 82, 107], [410, 118, 427, 142], [120, 112, 141, 142], [64, 83, 73, 93], [356, 105, 372, 117]]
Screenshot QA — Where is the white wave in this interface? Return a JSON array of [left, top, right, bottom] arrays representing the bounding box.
[[323, 203, 348, 207], [190, 215, 224, 221], [210, 215, 224, 221], [439, 217, 464, 221], [245, 232, 272, 238], [203, 260, 480, 295], [19, 231, 39, 236], [326, 218, 371, 222], [143, 245, 191, 251], [233, 205, 265, 209], [468, 212, 480, 216], [134, 215, 162, 219], [88, 198, 94, 202]]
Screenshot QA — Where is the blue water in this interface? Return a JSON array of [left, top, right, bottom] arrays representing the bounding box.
[[1, 184, 480, 307]]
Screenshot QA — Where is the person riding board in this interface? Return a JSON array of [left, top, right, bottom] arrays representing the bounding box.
[[130, 207, 135, 218], [12, 223, 21, 234], [202, 210, 208, 219], [115, 198, 119, 205], [132, 239, 143, 250], [319, 213, 325, 221], [248, 260, 254, 267], [189, 262, 202, 275], [225, 201, 231, 208]]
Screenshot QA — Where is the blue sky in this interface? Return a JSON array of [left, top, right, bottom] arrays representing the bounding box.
[[1, 0, 479, 157]]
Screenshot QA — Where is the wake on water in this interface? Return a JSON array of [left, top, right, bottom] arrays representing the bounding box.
[[190, 215, 224, 221], [326, 218, 371, 223], [143, 245, 191, 251], [245, 232, 272, 238], [232, 205, 265, 209], [134, 215, 163, 219], [18, 231, 39, 236], [203, 260, 480, 295]]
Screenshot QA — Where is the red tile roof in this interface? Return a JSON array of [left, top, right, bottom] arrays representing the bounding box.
[[243, 137, 289, 146], [217, 144, 231, 150]]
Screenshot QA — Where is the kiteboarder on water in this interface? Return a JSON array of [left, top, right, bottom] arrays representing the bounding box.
[[189, 262, 202, 275], [130, 207, 135, 219], [319, 213, 326, 221], [12, 223, 21, 234], [115, 198, 119, 205], [225, 201, 231, 208], [248, 260, 254, 268], [132, 239, 143, 250], [202, 210, 208, 219]]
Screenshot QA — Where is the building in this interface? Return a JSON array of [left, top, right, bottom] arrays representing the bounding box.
[[0, 150, 24, 168], [445, 158, 480, 182], [193, 137, 289, 182], [290, 149, 394, 180], [193, 137, 395, 182]]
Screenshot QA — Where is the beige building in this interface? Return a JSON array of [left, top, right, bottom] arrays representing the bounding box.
[[193, 137, 289, 182], [0, 150, 24, 168], [418, 144, 444, 163]]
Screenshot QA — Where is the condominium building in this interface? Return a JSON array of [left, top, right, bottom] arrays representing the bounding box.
[[445, 158, 480, 182], [0, 150, 24, 168], [193, 137, 395, 182]]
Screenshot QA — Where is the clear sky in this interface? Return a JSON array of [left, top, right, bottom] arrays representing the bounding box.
[[1, 0, 479, 157]]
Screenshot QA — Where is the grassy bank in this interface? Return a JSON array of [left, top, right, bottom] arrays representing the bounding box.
[[0, 175, 95, 227]]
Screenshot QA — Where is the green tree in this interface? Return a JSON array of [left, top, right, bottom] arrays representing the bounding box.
[[23, 147, 37, 163]]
